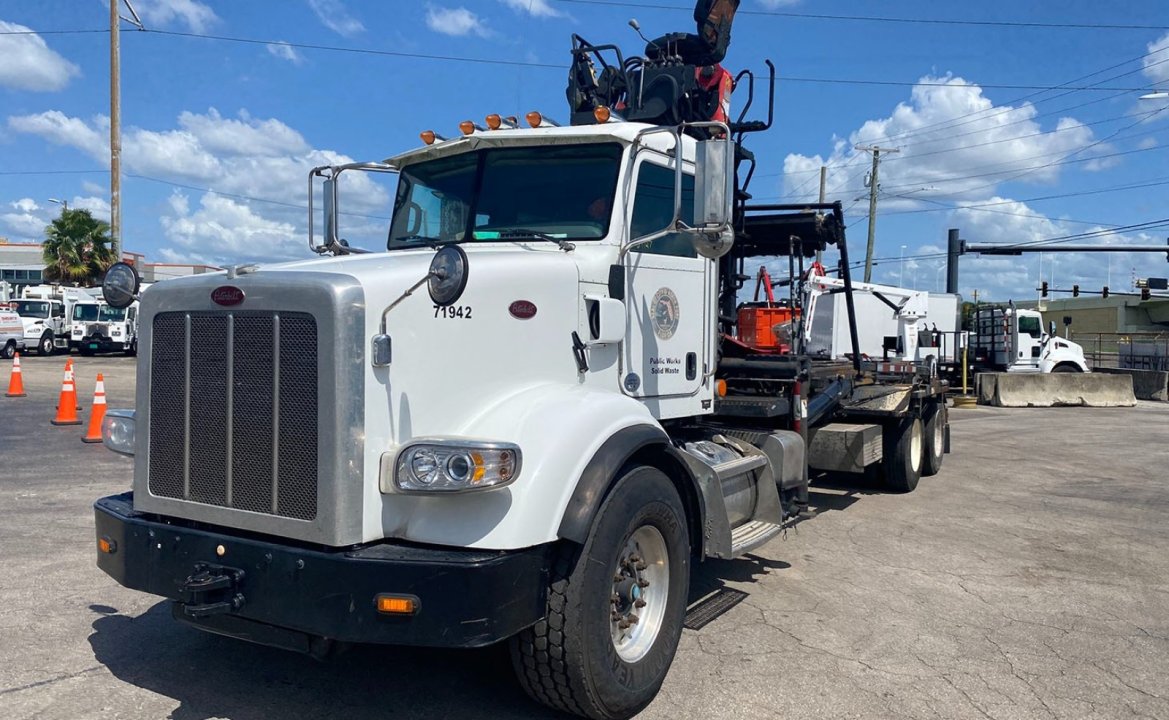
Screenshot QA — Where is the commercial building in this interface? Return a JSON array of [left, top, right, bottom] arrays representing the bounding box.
[[0, 239, 219, 291]]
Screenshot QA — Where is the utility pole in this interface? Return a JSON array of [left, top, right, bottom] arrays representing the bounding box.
[[110, 0, 143, 262], [856, 145, 899, 282], [816, 165, 826, 264]]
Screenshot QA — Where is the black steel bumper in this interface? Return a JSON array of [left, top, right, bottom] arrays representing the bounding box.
[[95, 492, 550, 651]]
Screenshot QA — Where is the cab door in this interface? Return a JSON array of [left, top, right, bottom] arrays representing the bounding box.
[[621, 159, 714, 416]]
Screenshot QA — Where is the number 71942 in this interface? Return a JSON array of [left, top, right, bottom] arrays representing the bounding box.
[[434, 305, 472, 319]]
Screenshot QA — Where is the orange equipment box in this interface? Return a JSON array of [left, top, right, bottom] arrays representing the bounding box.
[[737, 304, 796, 350]]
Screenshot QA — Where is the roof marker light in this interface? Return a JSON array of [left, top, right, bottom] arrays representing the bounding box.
[[594, 106, 611, 123], [459, 120, 476, 135], [420, 130, 444, 145], [525, 111, 543, 128]]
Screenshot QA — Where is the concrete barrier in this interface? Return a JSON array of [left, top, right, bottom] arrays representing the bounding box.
[[1096, 367, 1169, 402], [978, 372, 1137, 408]]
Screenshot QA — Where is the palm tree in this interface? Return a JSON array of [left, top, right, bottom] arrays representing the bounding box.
[[42, 208, 116, 286]]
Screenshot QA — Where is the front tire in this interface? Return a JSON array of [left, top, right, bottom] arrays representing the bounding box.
[[511, 466, 690, 720], [883, 417, 923, 493], [37, 332, 55, 356], [1, 340, 15, 360], [1051, 363, 1081, 373]]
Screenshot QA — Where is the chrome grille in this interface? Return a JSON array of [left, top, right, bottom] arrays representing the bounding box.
[[148, 311, 318, 521]]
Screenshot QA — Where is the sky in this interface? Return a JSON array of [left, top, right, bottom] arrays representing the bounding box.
[[1, 0, 1168, 298]]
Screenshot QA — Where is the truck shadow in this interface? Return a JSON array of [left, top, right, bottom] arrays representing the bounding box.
[[87, 603, 564, 720]]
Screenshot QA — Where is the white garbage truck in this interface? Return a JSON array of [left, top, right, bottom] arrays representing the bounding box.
[[92, 6, 952, 718], [70, 297, 139, 355]]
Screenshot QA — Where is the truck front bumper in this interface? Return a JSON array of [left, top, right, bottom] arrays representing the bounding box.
[[95, 492, 550, 651]]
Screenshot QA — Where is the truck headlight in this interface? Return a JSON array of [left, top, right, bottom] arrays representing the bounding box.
[[102, 410, 136, 456], [394, 440, 519, 493], [72, 328, 82, 336]]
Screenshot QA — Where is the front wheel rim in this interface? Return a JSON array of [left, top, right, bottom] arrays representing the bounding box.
[[610, 525, 669, 663]]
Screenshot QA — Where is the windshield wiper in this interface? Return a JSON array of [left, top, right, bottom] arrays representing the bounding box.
[[486, 229, 575, 252], [394, 235, 445, 248]]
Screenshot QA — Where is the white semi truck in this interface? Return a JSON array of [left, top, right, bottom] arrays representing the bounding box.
[[92, 7, 952, 718], [70, 297, 139, 355]]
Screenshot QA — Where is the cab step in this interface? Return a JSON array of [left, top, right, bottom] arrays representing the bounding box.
[[730, 519, 783, 556]]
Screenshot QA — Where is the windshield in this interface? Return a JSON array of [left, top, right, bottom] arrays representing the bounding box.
[[74, 304, 99, 322], [99, 306, 126, 321], [15, 301, 49, 319], [388, 143, 623, 249]]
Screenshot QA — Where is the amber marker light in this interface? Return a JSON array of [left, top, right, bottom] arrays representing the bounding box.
[[98, 537, 117, 554], [594, 106, 611, 123], [525, 111, 543, 128], [376, 594, 419, 615], [716, 379, 727, 397], [420, 130, 437, 145], [459, 120, 476, 135], [486, 114, 503, 130]]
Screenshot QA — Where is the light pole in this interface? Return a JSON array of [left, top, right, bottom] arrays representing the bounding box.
[[1140, 91, 1169, 100], [899, 245, 907, 287], [48, 198, 68, 212]]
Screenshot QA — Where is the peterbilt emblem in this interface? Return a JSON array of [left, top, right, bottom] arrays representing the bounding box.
[[650, 287, 679, 340], [509, 300, 537, 319], [211, 286, 245, 306]]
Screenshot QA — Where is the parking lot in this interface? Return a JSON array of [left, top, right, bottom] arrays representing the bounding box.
[[2, 354, 1168, 719]]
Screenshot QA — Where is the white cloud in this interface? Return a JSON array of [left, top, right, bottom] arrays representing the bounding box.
[[160, 193, 302, 265], [177, 108, 309, 158], [134, 0, 218, 33], [12, 198, 40, 213], [266, 41, 305, 65], [1143, 32, 1169, 88], [782, 75, 1099, 207], [0, 21, 80, 92], [307, 0, 365, 37], [7, 107, 392, 265], [498, 0, 563, 18], [425, 5, 491, 37], [0, 198, 47, 239], [757, 0, 801, 7], [82, 180, 106, 195], [71, 196, 111, 221], [1138, 137, 1158, 150]]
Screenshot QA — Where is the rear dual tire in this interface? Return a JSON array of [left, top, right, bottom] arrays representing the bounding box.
[[882, 417, 923, 493], [511, 466, 689, 720], [922, 401, 946, 477]]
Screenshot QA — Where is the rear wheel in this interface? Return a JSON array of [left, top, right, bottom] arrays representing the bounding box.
[[882, 417, 923, 493], [1, 340, 15, 360], [511, 466, 689, 720], [922, 401, 946, 477]]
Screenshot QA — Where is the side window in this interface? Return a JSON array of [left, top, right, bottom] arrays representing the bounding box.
[[630, 162, 696, 258], [1018, 316, 1042, 338], [52, 303, 64, 318]]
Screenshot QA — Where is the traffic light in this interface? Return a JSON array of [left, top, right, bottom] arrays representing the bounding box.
[[1102, 286, 1109, 299], [1072, 284, 1079, 297], [1041, 281, 1048, 298]]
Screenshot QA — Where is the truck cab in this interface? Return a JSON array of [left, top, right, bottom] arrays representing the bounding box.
[[973, 306, 1089, 373]]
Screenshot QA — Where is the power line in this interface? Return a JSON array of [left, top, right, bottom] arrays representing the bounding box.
[[550, 0, 1169, 30], [130, 28, 1161, 92], [0, 169, 106, 176]]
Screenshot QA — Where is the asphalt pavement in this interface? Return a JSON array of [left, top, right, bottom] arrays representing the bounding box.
[[1, 354, 1167, 719]]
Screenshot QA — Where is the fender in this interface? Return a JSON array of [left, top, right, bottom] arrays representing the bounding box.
[[557, 424, 668, 543]]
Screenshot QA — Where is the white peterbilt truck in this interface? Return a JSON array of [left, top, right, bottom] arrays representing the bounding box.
[[93, 7, 950, 718]]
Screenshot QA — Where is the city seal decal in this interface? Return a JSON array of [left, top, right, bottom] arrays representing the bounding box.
[[650, 287, 679, 340]]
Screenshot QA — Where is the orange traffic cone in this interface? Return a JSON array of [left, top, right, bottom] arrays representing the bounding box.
[[5, 352, 25, 397], [56, 358, 81, 411], [82, 373, 107, 443], [51, 360, 82, 426]]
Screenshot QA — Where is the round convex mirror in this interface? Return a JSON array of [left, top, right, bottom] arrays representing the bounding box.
[[102, 262, 140, 309]]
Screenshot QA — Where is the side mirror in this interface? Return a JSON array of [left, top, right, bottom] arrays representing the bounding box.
[[102, 262, 140, 309], [691, 136, 735, 259], [1048, 320, 1056, 336], [586, 296, 625, 345], [323, 176, 338, 246]]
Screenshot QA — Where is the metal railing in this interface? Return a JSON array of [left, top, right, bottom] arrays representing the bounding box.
[[1073, 331, 1169, 370]]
